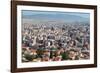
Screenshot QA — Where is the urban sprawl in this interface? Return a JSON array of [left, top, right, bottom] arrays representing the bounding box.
[[22, 22, 90, 62]]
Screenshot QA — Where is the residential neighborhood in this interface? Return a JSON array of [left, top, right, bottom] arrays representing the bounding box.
[[22, 21, 90, 62]]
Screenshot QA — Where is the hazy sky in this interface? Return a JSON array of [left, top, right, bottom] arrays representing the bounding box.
[[22, 10, 90, 19]]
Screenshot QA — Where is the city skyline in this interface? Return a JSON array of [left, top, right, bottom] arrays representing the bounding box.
[[21, 10, 90, 62]]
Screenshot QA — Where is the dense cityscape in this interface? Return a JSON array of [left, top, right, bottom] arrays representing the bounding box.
[[22, 21, 90, 62]]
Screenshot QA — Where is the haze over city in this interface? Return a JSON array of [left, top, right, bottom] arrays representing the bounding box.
[[21, 10, 90, 62]]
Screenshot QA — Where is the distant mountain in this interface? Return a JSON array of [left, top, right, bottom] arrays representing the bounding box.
[[22, 13, 89, 23]]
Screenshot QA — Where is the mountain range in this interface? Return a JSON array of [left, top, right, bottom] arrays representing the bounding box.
[[22, 13, 89, 23]]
